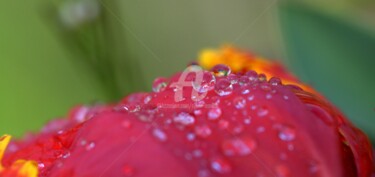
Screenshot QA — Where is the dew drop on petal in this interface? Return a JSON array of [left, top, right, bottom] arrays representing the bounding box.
[[245, 70, 258, 81], [308, 161, 320, 174], [115, 103, 141, 113], [152, 77, 168, 92], [192, 71, 216, 93], [221, 138, 257, 156], [210, 157, 232, 174], [152, 128, 168, 142], [278, 126, 296, 141], [283, 95, 289, 100], [266, 93, 272, 100], [215, 79, 233, 96], [269, 77, 282, 86], [258, 74, 267, 82], [241, 87, 250, 95], [211, 64, 231, 77], [238, 76, 250, 86], [227, 74, 239, 84], [85, 142, 95, 151], [208, 107, 222, 120], [257, 107, 269, 117], [247, 95, 255, 101], [233, 96, 246, 109], [186, 133, 196, 141], [174, 112, 195, 126], [244, 117, 251, 125], [195, 125, 212, 138]]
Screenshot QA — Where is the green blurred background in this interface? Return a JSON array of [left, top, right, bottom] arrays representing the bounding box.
[[0, 0, 374, 142]]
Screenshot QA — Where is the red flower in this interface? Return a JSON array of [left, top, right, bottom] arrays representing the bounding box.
[[1, 47, 374, 177]]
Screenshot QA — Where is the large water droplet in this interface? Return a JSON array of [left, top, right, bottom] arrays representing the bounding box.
[[245, 71, 258, 81], [215, 79, 233, 96], [174, 112, 195, 126], [233, 96, 246, 109], [152, 128, 168, 142], [152, 77, 168, 92], [211, 64, 231, 77], [221, 138, 257, 156], [258, 74, 267, 82], [269, 77, 282, 86], [210, 157, 232, 174], [208, 107, 222, 120], [192, 71, 216, 93], [278, 125, 296, 141], [195, 125, 212, 138]]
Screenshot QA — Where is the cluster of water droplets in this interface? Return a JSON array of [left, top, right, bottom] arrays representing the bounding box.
[[108, 63, 319, 176]]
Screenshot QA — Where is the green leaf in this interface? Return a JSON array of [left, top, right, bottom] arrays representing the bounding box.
[[279, 3, 375, 142]]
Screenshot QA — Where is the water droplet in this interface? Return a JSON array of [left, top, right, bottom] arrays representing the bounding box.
[[283, 95, 289, 100], [186, 133, 196, 141], [241, 87, 250, 95], [211, 64, 231, 77], [233, 97, 246, 109], [152, 128, 167, 142], [238, 76, 250, 86], [269, 77, 282, 86], [152, 77, 168, 92], [308, 161, 319, 174], [266, 93, 272, 100], [85, 142, 95, 151], [194, 109, 203, 116], [278, 126, 296, 141], [195, 125, 212, 138], [260, 83, 272, 91], [174, 112, 195, 126], [257, 108, 269, 117], [122, 164, 135, 176], [192, 149, 203, 157], [227, 74, 239, 84], [208, 107, 222, 120], [38, 163, 45, 169], [256, 126, 266, 133], [195, 100, 205, 108], [244, 117, 251, 125], [115, 104, 141, 113], [245, 71, 258, 81], [258, 74, 267, 82], [144, 95, 152, 104], [221, 138, 257, 156], [192, 71, 216, 93], [215, 79, 233, 96], [210, 157, 232, 174], [247, 95, 255, 101]]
